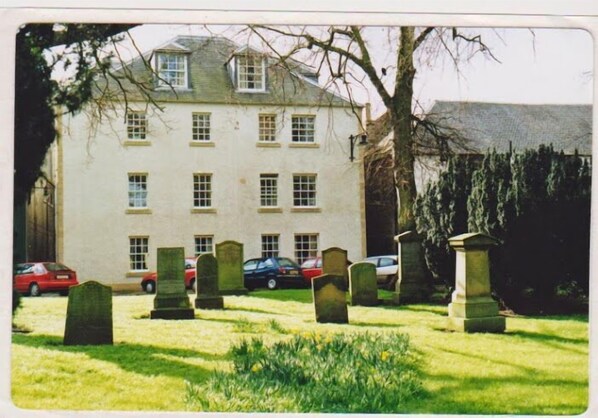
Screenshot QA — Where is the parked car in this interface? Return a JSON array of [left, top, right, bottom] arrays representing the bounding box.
[[243, 257, 304, 290], [140, 257, 197, 294], [13, 262, 79, 296], [364, 255, 399, 288], [300, 256, 353, 284]]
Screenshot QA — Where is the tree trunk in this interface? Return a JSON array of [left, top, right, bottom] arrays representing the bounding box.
[[393, 27, 418, 233]]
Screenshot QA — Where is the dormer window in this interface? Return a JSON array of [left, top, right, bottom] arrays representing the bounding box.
[[236, 55, 266, 92], [156, 53, 188, 88]]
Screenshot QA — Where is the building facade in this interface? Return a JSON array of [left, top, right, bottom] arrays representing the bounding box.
[[57, 36, 366, 289]]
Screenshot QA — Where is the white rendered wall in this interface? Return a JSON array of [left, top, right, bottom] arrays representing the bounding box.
[[59, 102, 365, 286]]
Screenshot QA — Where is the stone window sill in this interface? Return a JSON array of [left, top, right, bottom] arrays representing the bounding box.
[[291, 207, 321, 213], [289, 143, 319, 149], [256, 142, 281, 148], [258, 207, 283, 213], [189, 141, 215, 147], [126, 208, 152, 214], [126, 271, 148, 278], [191, 208, 217, 214], [124, 140, 151, 146]]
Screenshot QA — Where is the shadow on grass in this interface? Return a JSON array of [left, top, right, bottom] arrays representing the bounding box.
[[246, 289, 313, 303], [223, 306, 294, 316], [12, 333, 225, 383]]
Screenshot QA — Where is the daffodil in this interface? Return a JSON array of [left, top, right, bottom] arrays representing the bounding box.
[[380, 351, 390, 361], [251, 363, 262, 372]]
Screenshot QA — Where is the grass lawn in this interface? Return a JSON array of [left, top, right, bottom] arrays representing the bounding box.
[[11, 289, 588, 414]]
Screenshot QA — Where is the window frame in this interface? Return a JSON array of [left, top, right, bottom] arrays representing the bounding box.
[[260, 174, 279, 207], [294, 234, 319, 266], [261, 234, 280, 259], [291, 115, 316, 143], [236, 55, 266, 92], [192, 113, 211, 142], [194, 235, 214, 256], [128, 173, 148, 208], [193, 173, 213, 208], [155, 52, 188, 89], [129, 236, 149, 272], [258, 114, 277, 142], [292, 174, 317, 207], [126, 112, 147, 140]]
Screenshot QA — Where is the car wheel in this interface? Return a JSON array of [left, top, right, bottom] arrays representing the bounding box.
[[267, 277, 278, 290], [145, 281, 155, 294], [29, 283, 41, 297]]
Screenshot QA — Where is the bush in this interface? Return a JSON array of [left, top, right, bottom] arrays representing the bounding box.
[[185, 331, 423, 413]]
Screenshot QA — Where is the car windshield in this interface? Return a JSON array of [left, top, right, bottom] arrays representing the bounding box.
[[44, 262, 71, 272], [15, 263, 35, 274], [301, 259, 316, 268], [277, 258, 299, 268], [185, 259, 197, 269]]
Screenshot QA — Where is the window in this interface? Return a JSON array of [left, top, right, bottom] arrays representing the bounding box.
[[261, 235, 280, 258], [194, 236, 214, 256], [294, 234, 318, 265], [126, 112, 147, 140], [156, 53, 187, 88], [237, 55, 265, 91], [243, 259, 259, 272], [129, 237, 149, 271], [259, 114, 276, 142], [291, 115, 315, 143], [193, 174, 212, 208], [379, 257, 398, 267], [192, 113, 211, 141], [293, 174, 317, 207], [128, 174, 148, 208], [260, 174, 278, 207]]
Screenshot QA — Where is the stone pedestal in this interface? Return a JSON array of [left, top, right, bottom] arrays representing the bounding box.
[[393, 231, 431, 304], [322, 247, 348, 284], [195, 253, 224, 309], [447, 233, 505, 333], [151, 248, 195, 320], [348, 262, 378, 306], [64, 281, 113, 345], [216, 241, 249, 296], [312, 274, 349, 324]]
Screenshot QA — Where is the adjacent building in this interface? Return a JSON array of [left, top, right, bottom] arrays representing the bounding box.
[[57, 35, 366, 289]]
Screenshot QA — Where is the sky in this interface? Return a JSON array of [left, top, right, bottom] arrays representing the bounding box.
[[82, 24, 594, 118]]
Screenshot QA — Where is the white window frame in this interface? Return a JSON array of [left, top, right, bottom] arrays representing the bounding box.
[[261, 234, 280, 258], [294, 234, 318, 265], [291, 115, 315, 143], [293, 174, 317, 207], [128, 173, 148, 208], [260, 174, 278, 207], [129, 236, 149, 271], [258, 114, 276, 142], [193, 173, 213, 208], [156, 53, 188, 88], [126, 112, 147, 140], [236, 55, 266, 92], [192, 113, 211, 142], [194, 235, 214, 256]]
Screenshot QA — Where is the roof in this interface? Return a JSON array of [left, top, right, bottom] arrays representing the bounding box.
[[421, 101, 593, 156], [106, 35, 352, 108]]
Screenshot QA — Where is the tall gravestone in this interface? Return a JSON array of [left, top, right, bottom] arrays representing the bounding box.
[[151, 247, 195, 320], [348, 262, 378, 306], [393, 231, 432, 304], [216, 241, 248, 295], [447, 233, 506, 333], [312, 274, 349, 324], [195, 253, 224, 309], [63, 281, 113, 345], [322, 247, 348, 284]]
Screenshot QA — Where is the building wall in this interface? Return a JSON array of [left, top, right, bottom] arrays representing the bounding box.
[[59, 102, 365, 286]]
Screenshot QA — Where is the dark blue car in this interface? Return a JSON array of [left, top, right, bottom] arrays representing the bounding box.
[[243, 257, 305, 290]]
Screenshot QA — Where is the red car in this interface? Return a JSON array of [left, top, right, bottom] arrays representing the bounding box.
[[140, 257, 197, 294], [13, 262, 79, 296], [300, 257, 323, 284]]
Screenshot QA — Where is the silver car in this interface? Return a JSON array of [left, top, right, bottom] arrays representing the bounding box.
[[365, 255, 399, 289]]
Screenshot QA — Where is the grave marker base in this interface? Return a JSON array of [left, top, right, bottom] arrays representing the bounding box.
[[150, 308, 195, 320], [448, 315, 506, 333], [195, 296, 224, 309]]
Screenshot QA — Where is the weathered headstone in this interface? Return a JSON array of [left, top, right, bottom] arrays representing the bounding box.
[[195, 253, 224, 309], [63, 281, 113, 345], [447, 233, 506, 333], [216, 241, 248, 295], [348, 262, 378, 306], [151, 247, 195, 320], [322, 247, 348, 284], [312, 274, 349, 324], [393, 231, 432, 304]]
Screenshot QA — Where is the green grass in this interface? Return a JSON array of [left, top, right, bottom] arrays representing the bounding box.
[[11, 289, 588, 414]]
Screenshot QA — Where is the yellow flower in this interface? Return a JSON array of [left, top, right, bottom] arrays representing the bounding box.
[[380, 351, 390, 361], [251, 363, 262, 372], [316, 344, 323, 351]]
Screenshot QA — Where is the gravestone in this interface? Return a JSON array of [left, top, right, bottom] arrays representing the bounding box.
[[312, 274, 349, 324], [216, 241, 248, 295], [447, 233, 506, 333], [393, 231, 432, 304], [151, 247, 195, 320], [348, 262, 378, 306], [195, 253, 224, 309], [322, 247, 348, 284], [63, 281, 113, 345]]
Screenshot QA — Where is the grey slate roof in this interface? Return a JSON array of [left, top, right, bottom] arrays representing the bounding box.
[[109, 35, 352, 108], [421, 101, 593, 156]]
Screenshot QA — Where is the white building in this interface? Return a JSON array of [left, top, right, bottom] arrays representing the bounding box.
[[57, 35, 366, 290]]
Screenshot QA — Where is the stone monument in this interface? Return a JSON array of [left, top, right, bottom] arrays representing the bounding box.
[[447, 232, 506, 333], [151, 247, 195, 320], [348, 262, 378, 306], [195, 253, 224, 309], [322, 247, 348, 284], [312, 274, 349, 324], [393, 231, 432, 304], [215, 240, 248, 295], [63, 281, 113, 345]]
